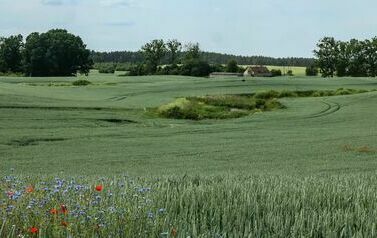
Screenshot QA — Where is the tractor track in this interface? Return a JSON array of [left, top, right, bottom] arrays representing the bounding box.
[[306, 100, 341, 119]]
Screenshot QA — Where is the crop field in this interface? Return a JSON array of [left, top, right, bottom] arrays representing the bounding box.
[[238, 66, 306, 76], [1, 74, 377, 236], [266, 66, 306, 76]]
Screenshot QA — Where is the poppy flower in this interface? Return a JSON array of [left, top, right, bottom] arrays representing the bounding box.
[[26, 186, 34, 193], [61, 221, 69, 227], [6, 191, 15, 198], [95, 185, 103, 192], [29, 227, 39, 234], [50, 208, 58, 215], [60, 204, 68, 215]]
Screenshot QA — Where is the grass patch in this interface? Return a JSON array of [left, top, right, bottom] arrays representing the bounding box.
[[153, 96, 283, 120], [342, 144, 376, 154], [72, 80, 92, 86], [155, 88, 374, 120], [7, 138, 66, 147]]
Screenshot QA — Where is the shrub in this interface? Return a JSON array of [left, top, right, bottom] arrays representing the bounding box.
[[254, 90, 280, 100], [278, 90, 297, 98], [270, 69, 282, 77], [306, 66, 319, 76], [98, 64, 116, 74], [286, 70, 294, 76], [127, 64, 147, 76], [211, 64, 226, 73], [181, 59, 211, 77], [226, 60, 239, 73], [72, 79, 92, 86]]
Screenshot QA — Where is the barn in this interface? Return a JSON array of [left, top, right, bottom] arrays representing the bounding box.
[[244, 66, 272, 77]]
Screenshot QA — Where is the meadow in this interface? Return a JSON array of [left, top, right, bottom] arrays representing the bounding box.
[[1, 72, 377, 237]]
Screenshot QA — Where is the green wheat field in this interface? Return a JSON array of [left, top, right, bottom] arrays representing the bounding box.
[[1, 72, 377, 237]]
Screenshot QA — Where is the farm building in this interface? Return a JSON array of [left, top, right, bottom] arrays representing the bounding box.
[[209, 72, 243, 78], [244, 66, 272, 77]]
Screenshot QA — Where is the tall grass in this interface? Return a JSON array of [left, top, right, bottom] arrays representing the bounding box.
[[155, 88, 373, 120], [2, 174, 377, 237]]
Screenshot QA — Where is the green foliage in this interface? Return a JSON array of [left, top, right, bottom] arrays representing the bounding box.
[[23, 29, 93, 76], [226, 59, 239, 73], [314, 37, 338, 77], [314, 37, 377, 77], [180, 59, 211, 77], [287, 70, 294, 76], [72, 79, 92, 86], [184, 43, 201, 61], [306, 65, 319, 76], [97, 63, 116, 74], [141, 39, 167, 74], [210, 64, 226, 72], [166, 39, 182, 65], [270, 69, 282, 77], [127, 63, 147, 76], [0, 34, 23, 73], [156, 94, 285, 120], [156, 97, 253, 120], [3, 174, 377, 237], [91, 51, 314, 67]]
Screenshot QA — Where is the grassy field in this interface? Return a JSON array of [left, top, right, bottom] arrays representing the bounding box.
[[1, 73, 377, 236], [1, 73, 376, 176], [238, 66, 307, 76], [266, 66, 306, 76]]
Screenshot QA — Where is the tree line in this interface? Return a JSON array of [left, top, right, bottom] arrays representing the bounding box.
[[91, 50, 314, 67], [314, 37, 377, 77], [0, 29, 92, 76]]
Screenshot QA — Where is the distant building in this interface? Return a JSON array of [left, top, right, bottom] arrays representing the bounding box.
[[209, 72, 243, 78], [243, 66, 272, 77]]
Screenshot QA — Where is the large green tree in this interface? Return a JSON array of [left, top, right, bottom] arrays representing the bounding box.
[[166, 39, 182, 65], [141, 39, 166, 74], [0, 34, 23, 73], [184, 43, 201, 61], [226, 59, 239, 73], [314, 37, 338, 77], [23, 29, 92, 76]]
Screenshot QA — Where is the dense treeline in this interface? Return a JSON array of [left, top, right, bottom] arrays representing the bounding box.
[[0, 29, 92, 76], [91, 50, 314, 67], [315, 37, 377, 77]]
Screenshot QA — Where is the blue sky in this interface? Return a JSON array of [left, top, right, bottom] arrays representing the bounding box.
[[0, 0, 376, 57]]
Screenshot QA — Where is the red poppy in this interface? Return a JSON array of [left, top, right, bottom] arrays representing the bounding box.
[[26, 186, 34, 193], [60, 204, 68, 215], [50, 208, 58, 215], [95, 185, 103, 192], [61, 221, 69, 227], [29, 227, 39, 234], [6, 191, 14, 198]]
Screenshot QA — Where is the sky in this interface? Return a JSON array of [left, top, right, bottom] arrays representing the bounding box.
[[1, 0, 377, 57]]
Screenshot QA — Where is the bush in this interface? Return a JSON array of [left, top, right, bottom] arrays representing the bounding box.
[[127, 64, 147, 76], [72, 79, 92, 86], [226, 60, 239, 73], [306, 66, 319, 76], [98, 64, 116, 74], [211, 64, 226, 73], [254, 90, 280, 100], [270, 69, 282, 77], [286, 70, 294, 76], [181, 59, 211, 77]]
